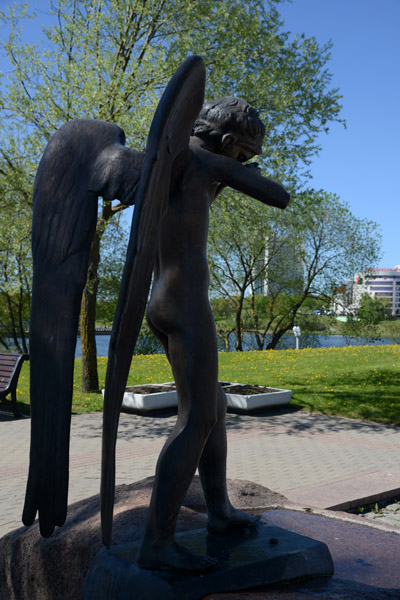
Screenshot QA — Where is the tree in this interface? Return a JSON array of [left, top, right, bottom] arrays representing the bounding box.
[[357, 293, 392, 325], [208, 190, 292, 350], [209, 189, 381, 350], [0, 0, 343, 384], [0, 137, 34, 352], [0, 234, 31, 352]]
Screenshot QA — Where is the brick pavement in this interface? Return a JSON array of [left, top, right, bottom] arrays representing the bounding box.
[[1, 407, 400, 538]]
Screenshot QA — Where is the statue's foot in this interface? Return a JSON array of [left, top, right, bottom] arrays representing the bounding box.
[[207, 507, 261, 534], [136, 540, 217, 573]]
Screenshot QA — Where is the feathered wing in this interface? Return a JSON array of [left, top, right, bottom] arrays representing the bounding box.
[[23, 119, 143, 537], [101, 56, 206, 547]]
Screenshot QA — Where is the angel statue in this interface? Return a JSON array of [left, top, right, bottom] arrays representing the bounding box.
[[22, 56, 290, 573]]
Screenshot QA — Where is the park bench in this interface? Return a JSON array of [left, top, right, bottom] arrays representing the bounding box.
[[0, 352, 29, 418]]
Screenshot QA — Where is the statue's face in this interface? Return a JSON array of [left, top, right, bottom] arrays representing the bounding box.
[[220, 134, 262, 162]]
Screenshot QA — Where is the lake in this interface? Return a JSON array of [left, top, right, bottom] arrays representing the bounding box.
[[74, 332, 398, 358]]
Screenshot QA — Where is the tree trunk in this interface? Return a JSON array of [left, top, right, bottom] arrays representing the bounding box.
[[267, 316, 298, 350], [235, 306, 244, 351], [80, 201, 114, 392], [80, 231, 101, 392], [216, 328, 234, 352], [249, 293, 263, 350], [80, 288, 99, 391], [266, 328, 287, 350]]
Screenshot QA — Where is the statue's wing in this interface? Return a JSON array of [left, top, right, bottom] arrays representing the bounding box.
[[101, 55, 206, 547], [22, 119, 142, 537]]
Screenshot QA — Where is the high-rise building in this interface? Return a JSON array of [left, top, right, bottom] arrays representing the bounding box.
[[352, 266, 400, 316], [262, 237, 304, 296]]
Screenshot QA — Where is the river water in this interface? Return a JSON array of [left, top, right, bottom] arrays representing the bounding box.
[[74, 333, 398, 358]]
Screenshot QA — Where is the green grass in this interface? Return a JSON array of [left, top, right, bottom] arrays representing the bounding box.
[[14, 354, 174, 415], [219, 345, 400, 425], [13, 345, 400, 425]]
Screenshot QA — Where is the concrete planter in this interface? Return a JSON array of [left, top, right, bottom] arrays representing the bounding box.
[[122, 383, 177, 413], [102, 381, 292, 414], [222, 383, 292, 412]]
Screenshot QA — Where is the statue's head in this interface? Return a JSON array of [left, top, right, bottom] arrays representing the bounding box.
[[192, 96, 265, 161]]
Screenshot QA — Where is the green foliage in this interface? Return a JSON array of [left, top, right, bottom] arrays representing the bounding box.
[[1, 0, 343, 162], [134, 322, 162, 356], [375, 318, 400, 343], [0, 143, 33, 351], [358, 293, 392, 325], [96, 216, 129, 324], [342, 293, 395, 342], [301, 295, 330, 312]]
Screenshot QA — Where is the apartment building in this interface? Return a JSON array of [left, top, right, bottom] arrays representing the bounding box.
[[352, 266, 400, 316]]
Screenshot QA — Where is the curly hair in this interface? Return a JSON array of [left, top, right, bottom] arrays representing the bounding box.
[[192, 96, 265, 152]]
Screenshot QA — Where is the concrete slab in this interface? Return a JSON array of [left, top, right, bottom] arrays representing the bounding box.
[[285, 469, 400, 511], [82, 522, 333, 600]]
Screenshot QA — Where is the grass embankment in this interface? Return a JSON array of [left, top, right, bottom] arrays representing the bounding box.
[[14, 345, 400, 425]]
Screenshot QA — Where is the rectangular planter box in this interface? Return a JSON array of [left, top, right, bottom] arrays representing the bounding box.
[[103, 381, 292, 414], [222, 383, 292, 412], [122, 383, 177, 413]]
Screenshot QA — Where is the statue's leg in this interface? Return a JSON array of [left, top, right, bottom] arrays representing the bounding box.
[[137, 319, 218, 572], [198, 385, 261, 533]]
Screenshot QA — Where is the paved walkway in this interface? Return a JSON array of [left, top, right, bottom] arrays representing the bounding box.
[[1, 406, 400, 537]]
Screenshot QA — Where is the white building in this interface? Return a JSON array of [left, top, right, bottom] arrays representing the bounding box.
[[352, 265, 400, 317], [330, 281, 354, 315]]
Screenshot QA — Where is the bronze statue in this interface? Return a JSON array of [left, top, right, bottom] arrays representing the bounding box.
[[23, 56, 289, 573]]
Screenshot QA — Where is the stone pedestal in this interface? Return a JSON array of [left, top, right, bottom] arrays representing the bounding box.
[[0, 477, 288, 600], [83, 523, 333, 600]]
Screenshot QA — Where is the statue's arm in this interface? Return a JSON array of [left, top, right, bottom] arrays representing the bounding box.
[[209, 154, 290, 209]]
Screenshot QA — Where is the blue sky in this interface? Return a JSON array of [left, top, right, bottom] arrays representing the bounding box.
[[1, 0, 399, 268], [279, 0, 400, 268]]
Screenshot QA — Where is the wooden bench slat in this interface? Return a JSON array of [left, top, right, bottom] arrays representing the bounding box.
[[0, 364, 16, 372], [0, 359, 19, 367], [0, 374, 14, 381], [0, 370, 16, 380], [0, 365, 19, 373]]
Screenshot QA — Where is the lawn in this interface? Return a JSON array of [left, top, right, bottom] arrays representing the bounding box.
[[13, 345, 400, 425]]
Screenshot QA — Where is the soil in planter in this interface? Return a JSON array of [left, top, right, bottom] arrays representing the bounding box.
[[125, 384, 176, 394], [125, 383, 278, 395], [223, 385, 279, 395]]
